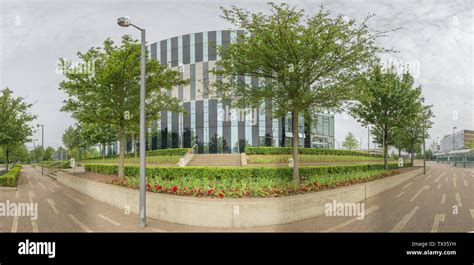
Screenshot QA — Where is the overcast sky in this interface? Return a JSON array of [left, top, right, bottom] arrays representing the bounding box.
[[1, 0, 472, 150]]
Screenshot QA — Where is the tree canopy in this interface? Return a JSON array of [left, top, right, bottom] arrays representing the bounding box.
[[342, 132, 359, 150], [350, 65, 426, 169], [59, 35, 188, 178], [0, 88, 36, 169], [213, 2, 389, 182]]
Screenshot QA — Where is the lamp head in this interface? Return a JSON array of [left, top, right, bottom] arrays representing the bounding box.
[[117, 16, 131, 27]]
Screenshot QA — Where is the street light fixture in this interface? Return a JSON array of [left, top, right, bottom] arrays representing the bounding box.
[[452, 126, 457, 151], [118, 16, 147, 228], [32, 139, 38, 166], [37, 124, 44, 175]]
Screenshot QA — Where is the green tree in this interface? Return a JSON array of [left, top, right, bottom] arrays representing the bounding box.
[[82, 123, 118, 159], [59, 35, 188, 178], [62, 126, 81, 159], [9, 143, 30, 163], [43, 146, 55, 161], [350, 65, 424, 170], [397, 106, 434, 165], [213, 3, 389, 183], [0, 88, 36, 170], [342, 132, 359, 150]]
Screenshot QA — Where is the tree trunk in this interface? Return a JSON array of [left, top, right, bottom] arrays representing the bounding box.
[[5, 148, 9, 171], [291, 111, 300, 184], [410, 143, 414, 165], [83, 145, 88, 160], [102, 143, 106, 159], [118, 126, 126, 179]]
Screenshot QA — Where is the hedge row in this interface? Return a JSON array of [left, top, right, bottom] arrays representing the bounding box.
[[85, 162, 410, 180], [84, 148, 189, 161], [245, 147, 382, 157], [45, 161, 71, 169], [0, 165, 21, 187]]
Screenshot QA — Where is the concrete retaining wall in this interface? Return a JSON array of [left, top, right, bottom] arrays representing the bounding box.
[[56, 168, 422, 228]]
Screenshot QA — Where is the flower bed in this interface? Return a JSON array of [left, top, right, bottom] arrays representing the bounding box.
[[85, 162, 412, 198]]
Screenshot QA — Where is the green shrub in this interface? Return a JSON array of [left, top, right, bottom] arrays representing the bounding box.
[[245, 147, 382, 157], [248, 154, 384, 164], [84, 148, 189, 161], [85, 162, 410, 180], [0, 165, 21, 187]]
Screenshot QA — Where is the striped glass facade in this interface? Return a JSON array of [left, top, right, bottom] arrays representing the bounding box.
[[122, 30, 335, 154]]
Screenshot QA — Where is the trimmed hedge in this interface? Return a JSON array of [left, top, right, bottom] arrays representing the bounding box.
[[45, 161, 71, 169], [245, 147, 382, 157], [84, 148, 189, 161], [0, 165, 21, 187], [85, 162, 411, 180]]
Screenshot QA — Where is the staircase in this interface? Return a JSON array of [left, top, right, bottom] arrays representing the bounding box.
[[188, 154, 241, 166]]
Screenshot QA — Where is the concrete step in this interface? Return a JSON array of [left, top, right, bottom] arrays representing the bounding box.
[[188, 154, 241, 166]]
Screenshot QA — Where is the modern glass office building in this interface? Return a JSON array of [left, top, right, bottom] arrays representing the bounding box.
[[439, 129, 474, 152], [120, 30, 334, 154]]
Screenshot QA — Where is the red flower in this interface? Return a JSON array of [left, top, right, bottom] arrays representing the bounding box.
[[146, 183, 151, 191], [207, 189, 214, 195], [155, 184, 163, 191], [171, 186, 178, 192], [313, 181, 319, 187], [218, 193, 224, 198]]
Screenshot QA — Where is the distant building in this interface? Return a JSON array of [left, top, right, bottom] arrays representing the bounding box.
[[53, 149, 67, 161], [439, 129, 474, 152]]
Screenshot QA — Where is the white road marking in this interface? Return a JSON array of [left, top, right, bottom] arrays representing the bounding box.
[[324, 206, 380, 232], [391, 206, 419, 232], [455, 193, 462, 207], [15, 191, 19, 200], [28, 190, 35, 203], [437, 183, 442, 190], [470, 209, 474, 220], [97, 214, 121, 226], [410, 185, 431, 202], [431, 214, 445, 232], [434, 176, 441, 182], [38, 182, 47, 190], [463, 179, 468, 187], [453, 179, 457, 188], [424, 175, 432, 180], [46, 199, 59, 214], [441, 193, 446, 205], [64, 193, 86, 205], [396, 192, 405, 198], [445, 177, 448, 182], [32, 220, 38, 232], [68, 214, 93, 232], [402, 182, 412, 189], [11, 215, 18, 232]]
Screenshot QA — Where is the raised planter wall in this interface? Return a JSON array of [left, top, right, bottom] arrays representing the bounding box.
[[56, 168, 422, 228]]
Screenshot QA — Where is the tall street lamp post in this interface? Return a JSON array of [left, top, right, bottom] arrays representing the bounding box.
[[117, 16, 147, 228], [423, 120, 426, 175], [37, 124, 44, 175], [452, 126, 457, 151]]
